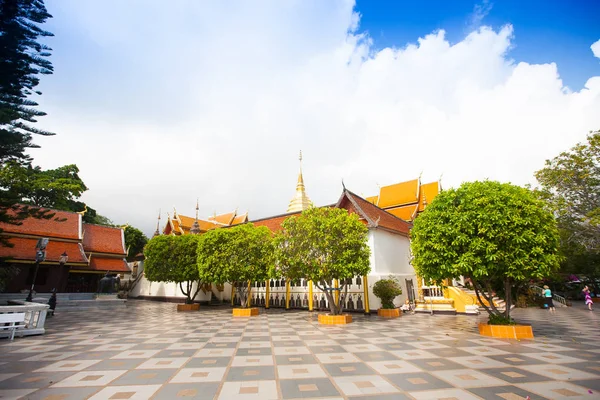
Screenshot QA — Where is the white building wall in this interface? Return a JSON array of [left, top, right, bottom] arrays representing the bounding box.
[[365, 229, 416, 310]]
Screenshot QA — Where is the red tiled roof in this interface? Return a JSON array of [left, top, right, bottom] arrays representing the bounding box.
[[84, 257, 130, 272], [0, 237, 88, 264], [83, 224, 126, 255], [0, 205, 81, 240], [250, 212, 301, 233], [338, 190, 412, 236]]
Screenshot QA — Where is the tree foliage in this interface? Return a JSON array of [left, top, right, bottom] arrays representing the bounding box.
[[124, 226, 148, 261], [274, 207, 370, 315], [535, 130, 600, 280], [372, 277, 403, 309], [411, 181, 560, 321], [197, 224, 274, 308], [144, 234, 203, 303], [0, 0, 55, 164], [0, 161, 87, 208]]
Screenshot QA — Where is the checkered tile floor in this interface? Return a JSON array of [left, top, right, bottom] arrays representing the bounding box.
[[1, 301, 599, 399]]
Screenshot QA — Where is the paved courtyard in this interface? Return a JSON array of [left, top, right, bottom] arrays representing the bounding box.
[[1, 301, 599, 400]]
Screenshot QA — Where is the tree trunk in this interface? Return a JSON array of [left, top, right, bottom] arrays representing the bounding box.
[[473, 278, 500, 316], [316, 281, 339, 315], [189, 281, 202, 303], [236, 282, 248, 308], [179, 282, 192, 304], [504, 278, 512, 319]]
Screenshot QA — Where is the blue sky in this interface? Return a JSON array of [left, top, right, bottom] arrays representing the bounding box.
[[355, 0, 599, 90], [34, 1, 600, 234]]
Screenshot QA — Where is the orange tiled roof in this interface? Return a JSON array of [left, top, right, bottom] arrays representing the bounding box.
[[0, 237, 88, 264], [0, 205, 81, 240], [365, 195, 379, 205], [338, 190, 412, 236], [83, 224, 126, 255], [418, 181, 440, 212], [377, 179, 420, 208], [85, 257, 130, 272], [232, 213, 248, 225], [209, 212, 236, 225], [386, 205, 418, 221]]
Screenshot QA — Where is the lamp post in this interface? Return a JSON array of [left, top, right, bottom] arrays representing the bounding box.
[[26, 238, 49, 302], [48, 253, 65, 316]]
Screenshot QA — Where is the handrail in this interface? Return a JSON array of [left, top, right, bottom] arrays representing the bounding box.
[[531, 285, 568, 307]]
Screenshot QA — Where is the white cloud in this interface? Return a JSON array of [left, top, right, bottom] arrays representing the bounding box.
[[468, 0, 493, 31], [592, 39, 600, 59], [31, 1, 600, 236]]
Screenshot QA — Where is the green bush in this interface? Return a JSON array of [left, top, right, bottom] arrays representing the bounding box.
[[487, 314, 516, 325], [373, 277, 403, 309]]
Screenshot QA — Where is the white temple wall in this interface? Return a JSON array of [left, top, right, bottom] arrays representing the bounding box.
[[365, 229, 416, 309]]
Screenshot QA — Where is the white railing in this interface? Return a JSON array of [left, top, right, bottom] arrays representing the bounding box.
[[531, 285, 568, 307], [422, 286, 444, 298], [0, 300, 49, 337]]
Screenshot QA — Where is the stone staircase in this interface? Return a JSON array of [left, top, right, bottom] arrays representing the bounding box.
[[0, 293, 126, 311], [456, 287, 513, 312]]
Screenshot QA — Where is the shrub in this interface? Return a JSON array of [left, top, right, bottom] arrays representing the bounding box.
[[373, 277, 403, 309], [487, 314, 515, 325]]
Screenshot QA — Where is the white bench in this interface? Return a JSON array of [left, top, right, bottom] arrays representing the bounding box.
[[0, 312, 26, 341]]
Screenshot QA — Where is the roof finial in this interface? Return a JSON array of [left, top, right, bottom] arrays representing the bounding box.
[[287, 150, 312, 213], [341, 179, 346, 191], [153, 209, 161, 237], [195, 198, 199, 220]]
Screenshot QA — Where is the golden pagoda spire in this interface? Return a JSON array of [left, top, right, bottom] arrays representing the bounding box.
[[287, 150, 312, 213]]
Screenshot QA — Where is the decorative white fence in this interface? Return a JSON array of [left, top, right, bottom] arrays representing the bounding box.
[[0, 300, 49, 337], [531, 285, 568, 307]]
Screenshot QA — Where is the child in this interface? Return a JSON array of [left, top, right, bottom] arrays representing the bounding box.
[[543, 285, 555, 313], [400, 299, 411, 312], [583, 286, 593, 311]]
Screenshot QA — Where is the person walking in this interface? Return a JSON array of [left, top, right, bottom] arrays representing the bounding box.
[[543, 285, 555, 313], [583, 285, 594, 311]]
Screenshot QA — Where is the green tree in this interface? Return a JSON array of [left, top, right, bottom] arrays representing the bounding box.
[[0, 161, 87, 208], [124, 226, 148, 261], [535, 130, 600, 281], [143, 234, 203, 304], [198, 224, 274, 308], [0, 0, 55, 164], [411, 181, 560, 322], [274, 207, 371, 315]]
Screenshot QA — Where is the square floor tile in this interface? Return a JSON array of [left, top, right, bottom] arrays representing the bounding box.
[[15, 386, 99, 400], [170, 367, 227, 383], [152, 383, 220, 400], [274, 354, 318, 365], [51, 370, 127, 387], [135, 357, 189, 369], [409, 388, 484, 399], [109, 369, 176, 385], [431, 368, 508, 388], [225, 366, 275, 381], [468, 385, 550, 400], [386, 372, 454, 391], [366, 360, 423, 374], [218, 380, 278, 400], [323, 362, 376, 376], [280, 378, 341, 399], [517, 381, 594, 399], [277, 364, 327, 379], [87, 384, 161, 400], [332, 375, 400, 396], [231, 356, 274, 367]]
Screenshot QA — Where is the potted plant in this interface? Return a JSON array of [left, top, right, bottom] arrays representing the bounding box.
[[373, 276, 402, 318], [275, 207, 370, 325], [411, 181, 560, 339], [198, 223, 273, 317]]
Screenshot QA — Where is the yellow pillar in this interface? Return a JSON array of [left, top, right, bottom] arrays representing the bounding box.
[[285, 280, 290, 309], [363, 276, 370, 314], [231, 285, 235, 306], [265, 280, 270, 308], [334, 279, 339, 306], [308, 280, 314, 311]]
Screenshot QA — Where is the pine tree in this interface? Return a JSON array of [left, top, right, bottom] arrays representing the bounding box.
[[0, 0, 54, 164]]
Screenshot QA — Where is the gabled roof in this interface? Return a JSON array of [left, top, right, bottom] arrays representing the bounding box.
[[386, 205, 418, 221], [209, 211, 236, 225], [377, 179, 420, 208], [418, 181, 440, 212], [0, 205, 81, 240], [232, 212, 249, 225], [82, 257, 130, 272], [83, 224, 126, 256], [0, 238, 88, 265], [336, 190, 412, 236]]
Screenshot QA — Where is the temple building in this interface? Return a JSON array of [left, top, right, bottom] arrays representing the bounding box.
[[162, 206, 248, 236], [0, 206, 129, 294], [366, 178, 441, 222]]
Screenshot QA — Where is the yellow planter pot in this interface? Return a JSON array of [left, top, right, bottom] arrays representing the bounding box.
[[318, 314, 353, 325], [478, 323, 533, 339], [177, 303, 200, 312], [233, 307, 259, 317], [377, 308, 400, 318]]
